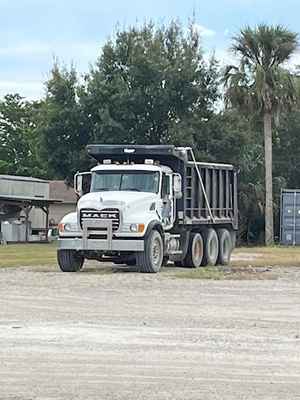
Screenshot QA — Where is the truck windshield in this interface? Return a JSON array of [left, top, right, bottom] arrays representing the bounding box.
[[91, 170, 160, 193]]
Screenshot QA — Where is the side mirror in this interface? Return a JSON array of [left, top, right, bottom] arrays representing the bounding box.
[[173, 173, 182, 199], [74, 172, 92, 197]]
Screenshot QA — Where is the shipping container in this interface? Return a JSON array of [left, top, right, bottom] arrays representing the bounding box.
[[280, 189, 300, 245]]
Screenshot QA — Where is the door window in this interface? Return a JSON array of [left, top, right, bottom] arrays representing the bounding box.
[[161, 174, 170, 198]]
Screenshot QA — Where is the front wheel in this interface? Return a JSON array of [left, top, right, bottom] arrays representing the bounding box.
[[136, 230, 163, 273], [57, 249, 84, 272]]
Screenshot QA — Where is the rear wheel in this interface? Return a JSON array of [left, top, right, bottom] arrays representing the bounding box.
[[202, 228, 219, 266], [57, 249, 84, 272], [136, 230, 163, 273], [217, 229, 232, 265], [178, 232, 204, 268]]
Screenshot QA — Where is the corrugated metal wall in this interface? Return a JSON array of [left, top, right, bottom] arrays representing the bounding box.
[[280, 189, 300, 245], [0, 176, 49, 199]]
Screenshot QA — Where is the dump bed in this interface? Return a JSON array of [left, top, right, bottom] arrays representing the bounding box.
[[183, 160, 238, 229]]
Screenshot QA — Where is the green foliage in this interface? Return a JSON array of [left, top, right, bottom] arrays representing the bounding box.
[[193, 110, 251, 165], [82, 21, 219, 146], [273, 111, 300, 189], [224, 24, 298, 115], [0, 94, 44, 176], [37, 64, 91, 181]]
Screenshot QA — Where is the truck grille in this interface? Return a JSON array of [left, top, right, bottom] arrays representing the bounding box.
[[80, 208, 120, 231]]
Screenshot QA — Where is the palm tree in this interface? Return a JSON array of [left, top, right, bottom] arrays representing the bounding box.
[[224, 24, 298, 245]]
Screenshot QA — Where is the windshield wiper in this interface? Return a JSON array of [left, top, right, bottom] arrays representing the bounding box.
[[96, 187, 111, 191], [122, 188, 141, 192]]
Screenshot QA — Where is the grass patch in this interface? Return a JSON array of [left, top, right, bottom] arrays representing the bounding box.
[[171, 267, 225, 280], [170, 246, 300, 280], [231, 246, 300, 267], [0, 243, 57, 268], [170, 265, 276, 281]]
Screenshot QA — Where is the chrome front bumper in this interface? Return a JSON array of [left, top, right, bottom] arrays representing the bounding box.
[[58, 219, 144, 252], [58, 237, 144, 251]]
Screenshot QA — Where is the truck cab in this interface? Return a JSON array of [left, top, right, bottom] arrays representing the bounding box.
[[57, 145, 238, 273], [83, 162, 177, 230]]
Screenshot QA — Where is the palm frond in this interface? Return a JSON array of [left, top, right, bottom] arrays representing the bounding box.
[[224, 24, 299, 116]]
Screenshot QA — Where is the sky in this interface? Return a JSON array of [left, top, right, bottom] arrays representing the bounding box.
[[0, 0, 299, 100]]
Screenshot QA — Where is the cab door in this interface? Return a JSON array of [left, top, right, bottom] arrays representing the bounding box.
[[161, 173, 175, 229], [74, 172, 92, 197]]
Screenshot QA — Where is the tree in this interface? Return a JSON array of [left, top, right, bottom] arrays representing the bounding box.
[[223, 24, 298, 245], [0, 94, 43, 176], [273, 101, 300, 190], [37, 63, 91, 181], [81, 21, 218, 146]]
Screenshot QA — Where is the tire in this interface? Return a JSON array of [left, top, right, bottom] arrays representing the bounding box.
[[179, 232, 204, 268], [136, 230, 163, 273], [202, 228, 219, 266], [57, 249, 84, 272], [230, 230, 237, 249], [217, 229, 233, 265]]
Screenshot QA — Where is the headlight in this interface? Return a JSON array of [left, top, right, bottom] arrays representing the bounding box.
[[130, 223, 145, 233], [58, 222, 78, 233], [64, 223, 73, 232]]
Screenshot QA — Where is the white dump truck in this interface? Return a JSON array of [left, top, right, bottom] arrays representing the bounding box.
[[57, 145, 238, 273]]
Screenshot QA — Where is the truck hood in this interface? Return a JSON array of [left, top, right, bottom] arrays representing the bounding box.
[[77, 191, 157, 213]]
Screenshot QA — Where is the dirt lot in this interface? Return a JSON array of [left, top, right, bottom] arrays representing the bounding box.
[[1, 259, 300, 399]]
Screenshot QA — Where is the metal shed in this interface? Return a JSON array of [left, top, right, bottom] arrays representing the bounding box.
[[280, 189, 300, 245], [0, 175, 61, 243]]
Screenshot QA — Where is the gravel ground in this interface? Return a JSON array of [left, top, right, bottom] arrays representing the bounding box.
[[1, 263, 300, 400]]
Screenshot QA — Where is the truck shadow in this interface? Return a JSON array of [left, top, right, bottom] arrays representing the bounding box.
[[82, 264, 138, 274], [81, 262, 177, 275]]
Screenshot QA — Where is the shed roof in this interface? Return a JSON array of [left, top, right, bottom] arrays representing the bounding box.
[[0, 194, 61, 206], [0, 174, 48, 184]]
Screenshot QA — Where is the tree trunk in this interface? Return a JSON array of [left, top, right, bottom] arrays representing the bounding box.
[[264, 111, 274, 245]]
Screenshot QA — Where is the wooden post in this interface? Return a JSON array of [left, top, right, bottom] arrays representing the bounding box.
[[45, 205, 49, 242], [24, 204, 32, 242], [40, 205, 50, 242]]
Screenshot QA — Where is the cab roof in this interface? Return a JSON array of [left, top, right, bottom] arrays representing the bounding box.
[[91, 163, 172, 174], [87, 144, 186, 163]]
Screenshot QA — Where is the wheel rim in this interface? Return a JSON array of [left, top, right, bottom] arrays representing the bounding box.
[[223, 235, 231, 261], [192, 234, 203, 266], [152, 237, 162, 268], [195, 240, 201, 258], [207, 231, 218, 265], [209, 237, 216, 257]]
